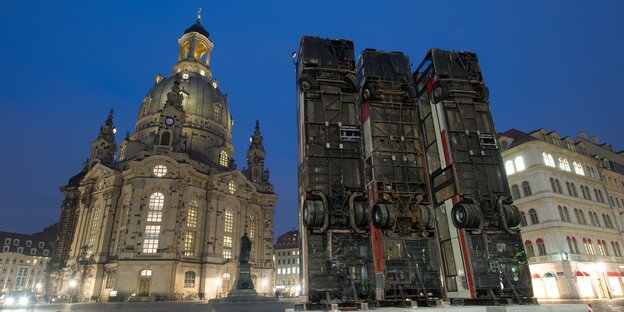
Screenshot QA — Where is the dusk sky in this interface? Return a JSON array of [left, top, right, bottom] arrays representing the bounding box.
[[0, 1, 622, 238]]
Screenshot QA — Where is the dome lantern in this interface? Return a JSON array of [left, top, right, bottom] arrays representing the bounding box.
[[174, 9, 214, 79]]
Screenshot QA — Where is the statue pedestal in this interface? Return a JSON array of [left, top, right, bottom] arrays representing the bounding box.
[[234, 263, 255, 290], [209, 263, 276, 303]]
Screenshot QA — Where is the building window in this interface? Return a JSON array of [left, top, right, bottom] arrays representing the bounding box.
[[105, 271, 116, 289], [228, 180, 237, 194], [30, 249, 36, 255], [524, 240, 535, 257], [140, 269, 152, 277], [566, 141, 575, 151], [598, 240, 609, 256], [558, 157, 571, 172], [573, 162, 585, 175], [565, 182, 573, 196], [142, 225, 160, 253], [529, 209, 539, 225], [597, 190, 605, 203], [512, 185, 521, 199], [88, 204, 103, 250], [225, 209, 233, 233], [220, 150, 229, 167], [43, 249, 49, 256], [579, 210, 587, 225], [570, 183, 578, 197], [25, 241, 31, 247], [520, 211, 527, 226], [187, 200, 198, 228], [184, 271, 196, 288], [522, 181, 532, 196], [505, 160, 515, 175], [536, 238, 547, 256], [550, 178, 557, 193], [147, 193, 164, 222], [515, 156, 526, 172], [184, 231, 195, 256], [558, 206, 566, 222], [214, 103, 222, 121], [160, 131, 171, 146], [612, 241, 622, 257], [38, 242, 44, 248], [567, 237, 576, 254], [15, 266, 29, 288], [583, 238, 595, 255], [542, 152, 555, 167], [153, 165, 167, 177], [248, 215, 255, 239], [4, 238, 10, 245], [563, 206, 571, 222], [555, 179, 562, 193], [2, 246, 9, 252], [13, 239, 19, 246], [571, 237, 579, 254], [17, 247, 23, 253], [223, 235, 232, 259]]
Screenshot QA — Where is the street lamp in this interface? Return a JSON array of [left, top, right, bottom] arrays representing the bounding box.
[[68, 280, 78, 303]]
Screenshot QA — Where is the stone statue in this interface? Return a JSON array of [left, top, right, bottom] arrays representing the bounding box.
[[239, 232, 252, 264]]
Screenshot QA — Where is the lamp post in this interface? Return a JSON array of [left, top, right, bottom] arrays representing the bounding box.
[[68, 280, 78, 303]]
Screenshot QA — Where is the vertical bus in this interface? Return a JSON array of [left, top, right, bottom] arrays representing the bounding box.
[[357, 49, 442, 305], [296, 36, 373, 307], [413, 48, 533, 304]]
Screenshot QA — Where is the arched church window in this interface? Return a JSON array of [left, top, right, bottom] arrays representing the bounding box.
[[214, 103, 222, 121], [147, 193, 164, 222], [228, 180, 237, 194], [160, 131, 171, 146], [187, 200, 198, 228], [220, 150, 228, 167], [184, 271, 196, 288]]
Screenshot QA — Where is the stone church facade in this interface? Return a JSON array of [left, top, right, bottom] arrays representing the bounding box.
[[47, 17, 276, 301]]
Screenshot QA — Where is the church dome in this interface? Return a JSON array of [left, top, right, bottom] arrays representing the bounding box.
[[184, 21, 210, 38], [137, 71, 232, 141]]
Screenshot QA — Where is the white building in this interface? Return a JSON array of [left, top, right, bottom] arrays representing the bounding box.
[[274, 230, 300, 297], [499, 128, 624, 299], [0, 225, 56, 295]]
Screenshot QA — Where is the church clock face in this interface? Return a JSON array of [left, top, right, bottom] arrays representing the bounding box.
[[253, 156, 260, 164], [165, 117, 175, 126]]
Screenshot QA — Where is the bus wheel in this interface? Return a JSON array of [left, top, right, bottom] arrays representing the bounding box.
[[432, 82, 449, 103], [451, 202, 481, 229], [373, 203, 395, 229], [300, 74, 318, 91], [503, 204, 521, 228], [303, 200, 324, 228], [344, 74, 358, 91], [362, 83, 377, 101], [353, 201, 370, 228]]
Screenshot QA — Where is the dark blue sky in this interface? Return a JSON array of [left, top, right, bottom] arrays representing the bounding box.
[[0, 1, 622, 237]]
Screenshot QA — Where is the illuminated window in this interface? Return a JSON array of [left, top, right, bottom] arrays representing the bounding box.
[[514, 156, 525, 172], [573, 162, 585, 175], [200, 69, 205, 76], [15, 267, 29, 288], [219, 150, 228, 167], [228, 180, 237, 194], [88, 204, 102, 249], [558, 157, 571, 172], [248, 216, 255, 239], [542, 152, 555, 167], [118, 144, 127, 161], [567, 237, 577, 254], [142, 225, 160, 253], [505, 160, 515, 175], [214, 103, 222, 121], [187, 200, 198, 228], [225, 209, 233, 233], [184, 231, 195, 256], [182, 73, 190, 80], [140, 269, 152, 277], [184, 271, 196, 288], [147, 193, 164, 222], [223, 235, 232, 259], [153, 165, 167, 177]]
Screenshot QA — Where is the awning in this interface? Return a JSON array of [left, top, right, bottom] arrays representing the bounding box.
[[607, 272, 620, 277], [575, 271, 590, 277], [532, 273, 541, 279]]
